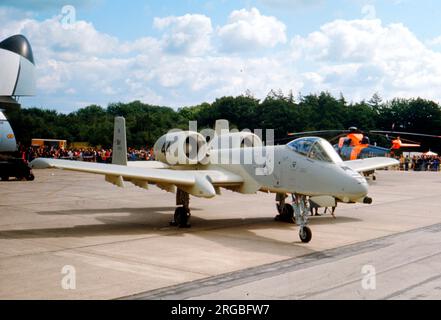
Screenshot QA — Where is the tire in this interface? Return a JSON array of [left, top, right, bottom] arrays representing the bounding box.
[[275, 204, 295, 223], [282, 203, 294, 216], [299, 226, 312, 243], [26, 174, 35, 181], [281, 204, 294, 222], [1, 176, 9, 181], [174, 207, 190, 228]]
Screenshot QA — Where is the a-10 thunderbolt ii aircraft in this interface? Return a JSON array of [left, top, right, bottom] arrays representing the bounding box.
[[30, 118, 398, 243]]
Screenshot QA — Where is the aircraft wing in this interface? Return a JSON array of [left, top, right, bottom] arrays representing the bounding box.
[[127, 161, 169, 169], [30, 158, 243, 198], [343, 157, 399, 173]]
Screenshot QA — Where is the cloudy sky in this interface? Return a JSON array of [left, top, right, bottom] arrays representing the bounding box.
[[2, 0, 441, 113]]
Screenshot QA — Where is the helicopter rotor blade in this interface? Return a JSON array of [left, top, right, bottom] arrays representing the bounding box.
[[369, 132, 421, 144], [370, 130, 441, 139], [329, 133, 348, 143], [287, 130, 349, 136]]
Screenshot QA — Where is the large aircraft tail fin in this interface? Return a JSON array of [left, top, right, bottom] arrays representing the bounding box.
[[112, 117, 127, 166]]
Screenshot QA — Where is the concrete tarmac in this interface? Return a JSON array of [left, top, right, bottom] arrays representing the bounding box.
[[0, 169, 440, 299]]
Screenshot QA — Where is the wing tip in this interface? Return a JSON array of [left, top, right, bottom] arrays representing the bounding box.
[[29, 158, 52, 169]]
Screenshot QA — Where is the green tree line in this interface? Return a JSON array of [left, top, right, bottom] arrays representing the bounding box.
[[5, 91, 441, 151]]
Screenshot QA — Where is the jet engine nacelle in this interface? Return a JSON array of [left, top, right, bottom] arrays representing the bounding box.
[[153, 131, 208, 165], [208, 131, 263, 151]]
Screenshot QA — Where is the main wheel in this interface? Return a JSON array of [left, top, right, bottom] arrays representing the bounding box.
[[26, 174, 35, 181], [282, 204, 295, 222], [299, 226, 312, 243], [1, 176, 9, 181], [275, 204, 295, 223], [174, 207, 190, 228]]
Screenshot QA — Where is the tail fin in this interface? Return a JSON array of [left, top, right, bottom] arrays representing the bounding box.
[[112, 116, 127, 166], [215, 119, 229, 135]]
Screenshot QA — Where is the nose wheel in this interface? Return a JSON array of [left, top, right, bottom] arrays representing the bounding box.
[[292, 194, 313, 243], [299, 226, 312, 243]]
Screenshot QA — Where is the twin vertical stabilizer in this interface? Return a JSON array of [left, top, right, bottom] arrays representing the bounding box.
[[112, 117, 127, 166]]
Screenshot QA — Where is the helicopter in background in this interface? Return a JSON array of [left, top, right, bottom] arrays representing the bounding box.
[[287, 127, 441, 179], [331, 127, 423, 160]]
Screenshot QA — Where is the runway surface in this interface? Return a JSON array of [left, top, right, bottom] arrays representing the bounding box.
[[0, 169, 440, 299], [128, 223, 441, 300]]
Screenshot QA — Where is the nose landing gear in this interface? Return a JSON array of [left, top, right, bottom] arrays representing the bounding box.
[[275, 193, 312, 243], [299, 226, 312, 243], [292, 194, 312, 243]]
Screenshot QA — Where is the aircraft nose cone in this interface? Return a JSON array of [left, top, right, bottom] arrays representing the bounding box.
[[356, 179, 369, 196], [349, 176, 369, 200], [341, 171, 368, 202]]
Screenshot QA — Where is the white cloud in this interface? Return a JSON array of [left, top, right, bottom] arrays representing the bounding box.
[[293, 19, 426, 63], [23, 18, 119, 62], [0, 7, 299, 111], [0, 7, 34, 39], [2, 6, 441, 112], [153, 14, 213, 56], [292, 19, 441, 101], [259, 0, 324, 9], [427, 35, 441, 47], [1, 0, 97, 11], [218, 7, 287, 52]]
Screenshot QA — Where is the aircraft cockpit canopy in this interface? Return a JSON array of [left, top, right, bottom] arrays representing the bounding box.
[[288, 137, 343, 163]]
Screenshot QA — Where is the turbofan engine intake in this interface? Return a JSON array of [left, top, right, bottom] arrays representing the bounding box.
[[153, 131, 208, 165]]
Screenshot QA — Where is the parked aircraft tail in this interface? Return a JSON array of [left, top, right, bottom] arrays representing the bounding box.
[[215, 119, 229, 135], [112, 117, 127, 166]]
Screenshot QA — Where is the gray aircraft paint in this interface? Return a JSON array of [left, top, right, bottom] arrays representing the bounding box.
[[210, 141, 368, 202], [0, 111, 17, 152]]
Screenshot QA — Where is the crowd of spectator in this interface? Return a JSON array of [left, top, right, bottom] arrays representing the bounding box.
[[16, 145, 441, 172], [22, 145, 155, 163], [398, 155, 440, 171]]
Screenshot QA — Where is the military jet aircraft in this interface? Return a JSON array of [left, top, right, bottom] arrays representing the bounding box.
[[30, 118, 398, 243]]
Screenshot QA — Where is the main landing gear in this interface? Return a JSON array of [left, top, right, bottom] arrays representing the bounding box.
[[275, 193, 312, 243], [275, 193, 295, 223], [170, 189, 191, 228]]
